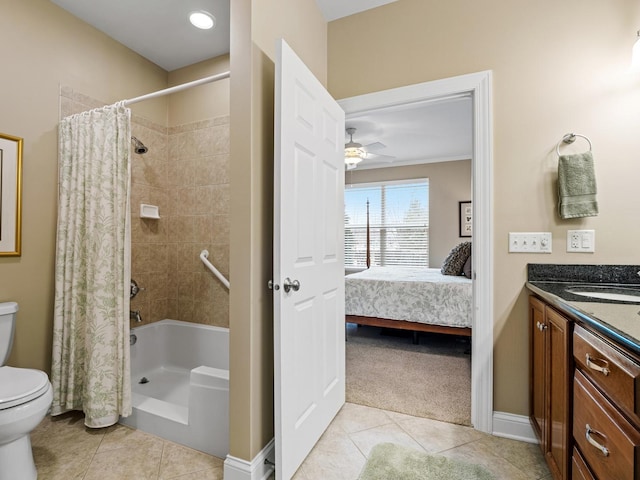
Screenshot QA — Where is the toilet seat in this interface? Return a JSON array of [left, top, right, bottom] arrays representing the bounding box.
[[0, 367, 50, 410]]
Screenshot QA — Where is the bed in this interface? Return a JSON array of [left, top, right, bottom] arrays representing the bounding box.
[[345, 266, 472, 338]]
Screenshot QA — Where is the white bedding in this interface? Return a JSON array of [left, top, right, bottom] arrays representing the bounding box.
[[345, 266, 472, 329]]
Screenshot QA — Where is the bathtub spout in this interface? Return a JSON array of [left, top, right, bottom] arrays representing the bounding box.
[[130, 310, 142, 323]]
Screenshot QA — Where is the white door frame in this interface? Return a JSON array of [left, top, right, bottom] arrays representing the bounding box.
[[338, 71, 494, 433]]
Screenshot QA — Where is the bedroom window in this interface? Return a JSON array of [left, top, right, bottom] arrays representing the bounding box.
[[344, 179, 429, 267]]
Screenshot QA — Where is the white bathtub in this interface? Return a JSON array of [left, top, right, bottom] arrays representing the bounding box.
[[119, 319, 229, 458]]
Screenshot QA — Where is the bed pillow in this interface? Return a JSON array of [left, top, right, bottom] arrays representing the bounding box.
[[441, 242, 472, 276], [462, 254, 472, 278]]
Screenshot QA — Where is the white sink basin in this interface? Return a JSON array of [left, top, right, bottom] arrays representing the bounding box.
[[565, 286, 640, 303]]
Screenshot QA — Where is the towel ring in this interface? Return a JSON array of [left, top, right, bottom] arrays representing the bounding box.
[[556, 133, 592, 156]]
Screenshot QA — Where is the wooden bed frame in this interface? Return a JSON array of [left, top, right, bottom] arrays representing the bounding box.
[[345, 208, 472, 342], [346, 314, 471, 344]]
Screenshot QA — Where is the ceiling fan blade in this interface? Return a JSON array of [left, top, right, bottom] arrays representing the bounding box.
[[363, 141, 386, 151], [366, 152, 396, 161]]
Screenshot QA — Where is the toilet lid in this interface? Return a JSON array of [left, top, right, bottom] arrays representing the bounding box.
[[0, 367, 50, 410]]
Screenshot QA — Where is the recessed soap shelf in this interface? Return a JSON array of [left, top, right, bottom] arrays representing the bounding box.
[[140, 204, 160, 219]]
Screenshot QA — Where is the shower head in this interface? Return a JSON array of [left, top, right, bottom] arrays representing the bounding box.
[[131, 136, 148, 155]]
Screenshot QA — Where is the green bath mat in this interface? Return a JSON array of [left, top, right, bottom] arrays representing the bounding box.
[[359, 443, 495, 480]]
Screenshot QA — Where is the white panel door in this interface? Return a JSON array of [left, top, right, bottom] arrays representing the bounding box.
[[274, 39, 345, 480]]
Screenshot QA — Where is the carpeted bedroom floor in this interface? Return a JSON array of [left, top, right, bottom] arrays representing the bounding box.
[[346, 324, 472, 426]]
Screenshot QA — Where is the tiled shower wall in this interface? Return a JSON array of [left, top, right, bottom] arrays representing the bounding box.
[[129, 116, 230, 328], [59, 87, 230, 329]]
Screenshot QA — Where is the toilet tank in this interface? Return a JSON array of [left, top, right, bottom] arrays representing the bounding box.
[[0, 302, 18, 366]]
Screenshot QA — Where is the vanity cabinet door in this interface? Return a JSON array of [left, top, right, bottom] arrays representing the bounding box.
[[530, 296, 546, 443], [530, 296, 571, 480], [546, 306, 571, 480]]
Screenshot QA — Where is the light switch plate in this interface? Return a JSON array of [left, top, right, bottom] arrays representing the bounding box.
[[567, 230, 595, 253], [509, 232, 552, 253]]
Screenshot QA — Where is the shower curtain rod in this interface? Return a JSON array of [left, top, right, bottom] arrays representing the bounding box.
[[122, 71, 230, 106]]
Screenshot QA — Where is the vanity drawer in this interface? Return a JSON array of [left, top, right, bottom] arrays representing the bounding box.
[[572, 447, 596, 480], [574, 370, 640, 480], [574, 325, 640, 422]]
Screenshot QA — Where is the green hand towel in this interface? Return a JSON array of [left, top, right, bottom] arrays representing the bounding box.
[[558, 151, 598, 219]]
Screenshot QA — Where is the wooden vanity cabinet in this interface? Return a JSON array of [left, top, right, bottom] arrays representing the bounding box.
[[531, 293, 640, 479], [530, 296, 572, 480], [571, 448, 596, 480], [572, 325, 640, 480]]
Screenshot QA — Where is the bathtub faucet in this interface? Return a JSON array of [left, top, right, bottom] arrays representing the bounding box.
[[130, 310, 142, 323]]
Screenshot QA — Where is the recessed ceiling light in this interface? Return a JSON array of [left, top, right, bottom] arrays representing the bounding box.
[[189, 11, 215, 30]]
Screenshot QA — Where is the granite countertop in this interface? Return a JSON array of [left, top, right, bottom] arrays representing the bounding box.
[[526, 264, 640, 355]]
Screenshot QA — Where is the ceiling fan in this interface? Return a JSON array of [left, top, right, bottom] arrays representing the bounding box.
[[344, 127, 396, 170]]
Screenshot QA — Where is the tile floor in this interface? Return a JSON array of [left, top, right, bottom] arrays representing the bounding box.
[[31, 403, 551, 480], [291, 403, 551, 480], [31, 410, 224, 480]]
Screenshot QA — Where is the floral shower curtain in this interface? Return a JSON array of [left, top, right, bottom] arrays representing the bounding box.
[[51, 102, 132, 428]]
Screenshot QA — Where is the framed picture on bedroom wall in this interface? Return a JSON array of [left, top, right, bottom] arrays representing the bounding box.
[[459, 201, 472, 238], [0, 132, 23, 256]]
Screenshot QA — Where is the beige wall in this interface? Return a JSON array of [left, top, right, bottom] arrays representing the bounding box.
[[168, 55, 231, 127], [329, 0, 640, 416], [0, 0, 168, 372], [252, 1, 327, 85], [346, 160, 472, 268], [229, 0, 327, 462]]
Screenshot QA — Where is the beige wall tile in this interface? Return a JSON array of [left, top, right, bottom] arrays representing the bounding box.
[[211, 215, 230, 245], [178, 298, 195, 320], [210, 124, 230, 155], [129, 115, 229, 326], [177, 187, 198, 216], [194, 215, 214, 243]]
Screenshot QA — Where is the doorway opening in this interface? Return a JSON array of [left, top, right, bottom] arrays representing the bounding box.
[[338, 71, 493, 433]]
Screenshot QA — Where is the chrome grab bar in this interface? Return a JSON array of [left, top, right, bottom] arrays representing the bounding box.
[[200, 250, 230, 290]]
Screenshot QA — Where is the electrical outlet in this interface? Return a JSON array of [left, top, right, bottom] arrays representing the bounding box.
[[570, 231, 580, 249], [509, 232, 552, 253], [567, 230, 595, 253]]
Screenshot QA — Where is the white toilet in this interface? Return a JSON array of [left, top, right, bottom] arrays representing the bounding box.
[[0, 302, 53, 480]]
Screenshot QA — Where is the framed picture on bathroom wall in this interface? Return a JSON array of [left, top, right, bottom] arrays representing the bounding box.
[[0, 132, 23, 256], [459, 200, 472, 238]]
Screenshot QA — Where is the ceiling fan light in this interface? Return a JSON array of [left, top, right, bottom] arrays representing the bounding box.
[[344, 146, 366, 166]]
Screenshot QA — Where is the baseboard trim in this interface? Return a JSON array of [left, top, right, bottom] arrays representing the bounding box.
[[491, 411, 537, 444], [223, 438, 275, 480]]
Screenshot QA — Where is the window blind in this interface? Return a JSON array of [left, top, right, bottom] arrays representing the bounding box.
[[345, 179, 429, 267]]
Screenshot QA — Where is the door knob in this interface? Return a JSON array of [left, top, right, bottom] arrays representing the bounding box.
[[283, 277, 300, 293]]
